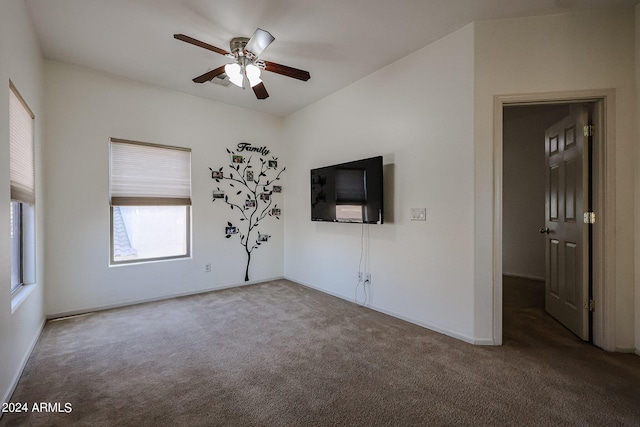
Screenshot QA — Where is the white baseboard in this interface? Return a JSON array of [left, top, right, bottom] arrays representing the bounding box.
[[502, 272, 545, 281], [47, 276, 285, 320], [614, 346, 637, 354], [49, 276, 495, 346], [367, 302, 494, 345], [285, 276, 494, 346]]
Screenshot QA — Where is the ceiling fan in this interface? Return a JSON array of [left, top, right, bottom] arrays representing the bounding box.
[[174, 28, 311, 100]]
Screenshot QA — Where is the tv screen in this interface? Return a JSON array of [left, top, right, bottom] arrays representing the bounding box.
[[310, 156, 384, 224]]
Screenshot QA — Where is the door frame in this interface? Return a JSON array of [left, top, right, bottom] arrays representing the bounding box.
[[493, 89, 616, 351]]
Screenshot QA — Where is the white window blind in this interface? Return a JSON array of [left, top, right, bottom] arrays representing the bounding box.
[[110, 138, 192, 206], [9, 84, 35, 205]]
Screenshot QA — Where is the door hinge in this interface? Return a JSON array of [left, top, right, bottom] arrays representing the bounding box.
[[584, 299, 595, 312], [583, 124, 594, 137], [583, 212, 595, 224]]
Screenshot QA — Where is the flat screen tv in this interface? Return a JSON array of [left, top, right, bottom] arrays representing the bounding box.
[[311, 156, 383, 224]]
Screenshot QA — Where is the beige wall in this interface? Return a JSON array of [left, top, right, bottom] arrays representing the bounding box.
[[284, 24, 479, 343], [475, 8, 637, 350], [283, 8, 638, 350], [43, 62, 285, 316], [3, 7, 638, 409], [0, 0, 45, 406]]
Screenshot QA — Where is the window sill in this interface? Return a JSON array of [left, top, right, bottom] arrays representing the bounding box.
[[109, 255, 191, 267], [11, 283, 37, 313]]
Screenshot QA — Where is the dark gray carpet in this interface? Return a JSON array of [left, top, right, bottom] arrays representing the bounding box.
[[1, 278, 639, 426]]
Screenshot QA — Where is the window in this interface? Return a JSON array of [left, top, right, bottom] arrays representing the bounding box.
[[9, 82, 35, 293], [109, 138, 191, 264]]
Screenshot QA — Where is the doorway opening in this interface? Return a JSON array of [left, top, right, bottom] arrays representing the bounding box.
[[502, 103, 592, 343], [493, 90, 616, 351]]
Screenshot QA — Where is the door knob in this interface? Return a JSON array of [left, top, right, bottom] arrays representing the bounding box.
[[539, 227, 550, 234]]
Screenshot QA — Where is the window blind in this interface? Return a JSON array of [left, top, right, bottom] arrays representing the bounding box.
[[110, 138, 192, 206], [9, 84, 35, 205]]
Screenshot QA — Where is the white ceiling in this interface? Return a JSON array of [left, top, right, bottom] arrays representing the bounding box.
[[25, 0, 639, 117]]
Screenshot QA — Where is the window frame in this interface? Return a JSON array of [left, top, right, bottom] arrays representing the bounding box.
[[10, 201, 23, 293], [108, 138, 192, 266]]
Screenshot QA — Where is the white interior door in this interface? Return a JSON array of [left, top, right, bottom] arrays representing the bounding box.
[[544, 105, 590, 341]]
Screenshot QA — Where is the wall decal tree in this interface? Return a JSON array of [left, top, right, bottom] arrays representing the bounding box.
[[210, 146, 284, 281]]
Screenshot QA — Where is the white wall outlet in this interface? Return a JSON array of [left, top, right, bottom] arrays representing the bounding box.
[[205, 263, 211, 273], [410, 208, 426, 221]]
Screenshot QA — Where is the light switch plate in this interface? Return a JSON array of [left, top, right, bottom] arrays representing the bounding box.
[[410, 208, 426, 221]]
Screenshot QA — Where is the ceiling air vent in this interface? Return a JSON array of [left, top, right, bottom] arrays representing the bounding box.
[[211, 73, 232, 87]]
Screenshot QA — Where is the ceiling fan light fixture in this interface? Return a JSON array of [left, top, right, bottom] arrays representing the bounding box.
[[175, 28, 310, 100], [246, 63, 262, 88], [225, 63, 243, 87]]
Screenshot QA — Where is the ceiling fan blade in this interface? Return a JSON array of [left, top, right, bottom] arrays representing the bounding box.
[[174, 34, 230, 56], [252, 82, 269, 99], [244, 28, 274, 58], [263, 61, 310, 81], [192, 65, 226, 83]]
